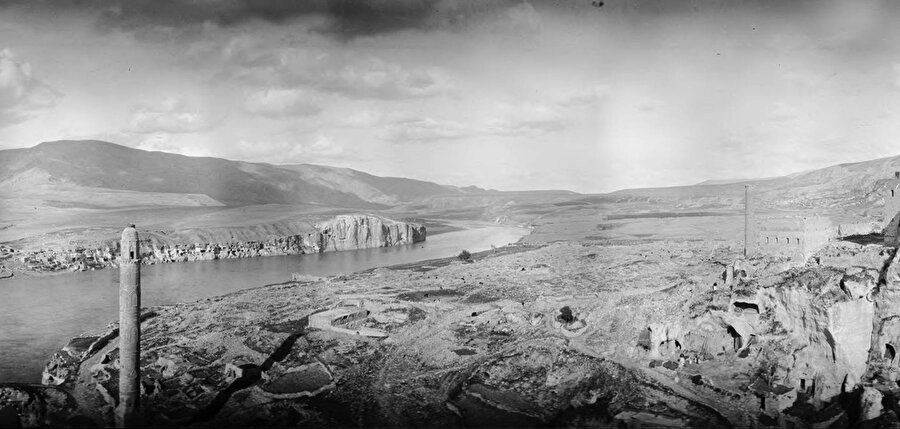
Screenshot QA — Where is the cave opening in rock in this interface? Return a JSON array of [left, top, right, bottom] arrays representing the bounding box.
[[733, 301, 760, 315], [800, 378, 806, 390], [885, 344, 896, 361], [637, 328, 651, 350], [759, 396, 766, 410], [727, 326, 742, 351]]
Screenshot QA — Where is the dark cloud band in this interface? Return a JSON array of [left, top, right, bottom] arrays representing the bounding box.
[[0, 0, 520, 39]]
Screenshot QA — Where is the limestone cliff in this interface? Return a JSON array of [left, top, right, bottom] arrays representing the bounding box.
[[313, 214, 426, 252], [14, 215, 425, 273]]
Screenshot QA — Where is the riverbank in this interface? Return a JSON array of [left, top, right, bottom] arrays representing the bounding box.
[[0, 224, 530, 385], [1, 214, 425, 279]]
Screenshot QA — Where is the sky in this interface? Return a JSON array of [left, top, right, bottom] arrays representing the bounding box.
[[1, 0, 900, 193]]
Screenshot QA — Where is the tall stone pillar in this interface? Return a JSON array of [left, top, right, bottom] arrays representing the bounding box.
[[117, 225, 141, 427], [744, 185, 753, 257]]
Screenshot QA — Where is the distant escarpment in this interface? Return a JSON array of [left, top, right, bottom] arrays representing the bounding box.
[[315, 214, 426, 252], [14, 214, 425, 274]]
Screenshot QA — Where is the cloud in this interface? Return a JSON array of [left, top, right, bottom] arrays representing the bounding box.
[[291, 134, 344, 159], [487, 118, 565, 136], [339, 109, 387, 127], [133, 132, 198, 155], [378, 116, 473, 142], [1, 0, 522, 40], [894, 63, 900, 90], [558, 86, 608, 107], [486, 1, 542, 36], [767, 103, 801, 124], [243, 88, 322, 118], [0, 49, 60, 127], [236, 133, 345, 162], [486, 102, 566, 136], [229, 47, 455, 100], [374, 101, 567, 143], [328, 57, 453, 99], [129, 97, 209, 134], [90, 0, 326, 31]]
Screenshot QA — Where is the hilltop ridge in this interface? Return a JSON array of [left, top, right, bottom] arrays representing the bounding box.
[[0, 140, 476, 208]]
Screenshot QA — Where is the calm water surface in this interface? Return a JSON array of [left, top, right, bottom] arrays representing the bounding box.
[[0, 226, 528, 383]]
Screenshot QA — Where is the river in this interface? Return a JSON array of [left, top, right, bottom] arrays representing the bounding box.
[[0, 225, 529, 383]]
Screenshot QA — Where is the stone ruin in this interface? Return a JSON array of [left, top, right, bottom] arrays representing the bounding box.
[[884, 171, 900, 246], [755, 215, 834, 261], [308, 305, 388, 338]]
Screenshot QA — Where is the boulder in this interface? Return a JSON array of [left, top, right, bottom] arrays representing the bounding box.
[[859, 386, 884, 422]]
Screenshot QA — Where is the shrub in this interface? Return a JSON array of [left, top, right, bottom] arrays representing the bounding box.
[[457, 250, 472, 261]]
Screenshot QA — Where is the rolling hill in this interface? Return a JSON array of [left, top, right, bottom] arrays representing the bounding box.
[[278, 163, 470, 206], [0, 140, 472, 208], [585, 154, 900, 221]]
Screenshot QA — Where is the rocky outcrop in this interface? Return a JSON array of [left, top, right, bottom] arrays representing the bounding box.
[[313, 214, 426, 252], [646, 248, 893, 407], [754, 267, 877, 401], [0, 245, 15, 279], [13, 215, 425, 274]]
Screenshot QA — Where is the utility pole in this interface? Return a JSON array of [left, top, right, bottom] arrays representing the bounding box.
[[117, 225, 141, 427]]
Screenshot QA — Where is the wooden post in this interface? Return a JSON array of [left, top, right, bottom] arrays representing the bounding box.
[[117, 225, 141, 427]]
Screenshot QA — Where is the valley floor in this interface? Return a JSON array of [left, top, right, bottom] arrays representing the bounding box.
[[5, 202, 898, 428], [14, 239, 742, 428]]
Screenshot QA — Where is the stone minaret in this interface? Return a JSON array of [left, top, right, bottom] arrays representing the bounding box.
[[117, 225, 141, 427], [744, 185, 753, 257]]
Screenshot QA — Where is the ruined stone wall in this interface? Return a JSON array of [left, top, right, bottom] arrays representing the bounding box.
[[756, 232, 804, 260], [755, 217, 834, 261], [884, 179, 900, 245], [838, 222, 880, 238], [802, 219, 835, 260]]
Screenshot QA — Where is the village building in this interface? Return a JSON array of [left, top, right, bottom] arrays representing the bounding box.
[[755, 216, 834, 261]]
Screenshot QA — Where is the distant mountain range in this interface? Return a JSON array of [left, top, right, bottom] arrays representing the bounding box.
[[0, 140, 491, 208], [4, 140, 898, 222], [591, 154, 900, 220]]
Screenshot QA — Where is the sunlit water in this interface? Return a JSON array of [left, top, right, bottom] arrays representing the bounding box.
[[0, 226, 528, 383]]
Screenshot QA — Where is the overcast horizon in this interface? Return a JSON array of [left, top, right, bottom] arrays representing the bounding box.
[[2, 0, 900, 193]]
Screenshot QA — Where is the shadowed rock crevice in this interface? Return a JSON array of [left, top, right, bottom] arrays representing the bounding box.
[[187, 318, 308, 425]]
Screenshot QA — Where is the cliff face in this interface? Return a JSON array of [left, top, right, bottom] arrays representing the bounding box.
[[314, 214, 426, 252], [14, 215, 425, 274], [753, 267, 878, 401], [640, 244, 896, 418]]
